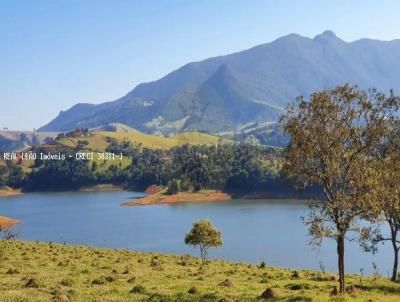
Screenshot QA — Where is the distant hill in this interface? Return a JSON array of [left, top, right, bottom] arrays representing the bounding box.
[[218, 122, 289, 147], [0, 131, 58, 152], [39, 30, 400, 134], [92, 123, 140, 133]]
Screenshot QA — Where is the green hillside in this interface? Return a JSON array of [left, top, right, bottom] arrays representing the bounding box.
[[11, 130, 233, 177], [1, 240, 398, 302], [56, 131, 232, 151]]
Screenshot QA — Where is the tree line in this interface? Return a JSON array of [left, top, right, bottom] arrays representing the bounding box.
[[0, 159, 24, 189], [9, 142, 281, 194], [125, 143, 280, 192]]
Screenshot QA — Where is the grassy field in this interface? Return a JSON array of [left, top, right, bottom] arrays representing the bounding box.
[[0, 240, 399, 301], [57, 131, 232, 151]]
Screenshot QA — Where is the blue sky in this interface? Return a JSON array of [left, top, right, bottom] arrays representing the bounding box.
[[1, 0, 400, 130]]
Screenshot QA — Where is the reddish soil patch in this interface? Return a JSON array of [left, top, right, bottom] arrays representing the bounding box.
[[144, 185, 162, 195], [0, 216, 20, 229], [0, 187, 23, 197]]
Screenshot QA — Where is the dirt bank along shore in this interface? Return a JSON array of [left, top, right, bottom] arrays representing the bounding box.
[[0, 216, 20, 229], [122, 189, 232, 207]]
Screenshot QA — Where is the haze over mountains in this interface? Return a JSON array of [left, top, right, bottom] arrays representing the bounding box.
[[39, 30, 400, 134]]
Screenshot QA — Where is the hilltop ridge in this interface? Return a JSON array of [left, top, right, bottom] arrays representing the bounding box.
[[39, 31, 400, 134]]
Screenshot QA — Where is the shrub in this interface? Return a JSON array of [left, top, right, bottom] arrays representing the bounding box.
[[60, 278, 73, 286], [130, 285, 145, 294], [167, 179, 181, 195], [188, 286, 198, 294], [92, 277, 105, 285]]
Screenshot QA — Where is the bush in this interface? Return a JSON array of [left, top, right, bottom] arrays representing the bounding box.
[[24, 278, 40, 288], [130, 285, 145, 294], [188, 286, 198, 294], [60, 278, 73, 286], [167, 179, 181, 195], [92, 277, 105, 285]]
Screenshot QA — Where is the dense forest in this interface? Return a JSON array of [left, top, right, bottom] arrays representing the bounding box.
[[0, 159, 24, 188], [1, 142, 283, 193]]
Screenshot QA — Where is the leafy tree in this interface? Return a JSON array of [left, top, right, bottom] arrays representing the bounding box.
[[26, 157, 95, 191], [106, 140, 141, 157], [75, 140, 89, 151], [129, 148, 169, 190], [185, 219, 223, 263], [281, 85, 398, 293], [226, 144, 265, 192], [0, 161, 8, 188], [91, 161, 98, 172], [7, 165, 24, 188], [360, 118, 400, 281]]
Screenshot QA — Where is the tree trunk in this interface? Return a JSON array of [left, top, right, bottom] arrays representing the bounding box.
[[391, 245, 398, 282], [337, 234, 345, 293], [390, 223, 399, 282], [200, 245, 205, 263]]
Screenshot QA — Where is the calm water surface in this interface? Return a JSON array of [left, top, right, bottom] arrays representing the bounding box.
[[0, 191, 392, 275]]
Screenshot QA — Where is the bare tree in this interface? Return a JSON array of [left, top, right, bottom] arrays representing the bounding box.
[[1, 227, 19, 240]]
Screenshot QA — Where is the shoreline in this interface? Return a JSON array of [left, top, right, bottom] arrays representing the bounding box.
[[78, 184, 125, 192], [0, 215, 20, 229], [121, 189, 232, 207], [121, 188, 302, 207], [1, 185, 303, 204], [0, 187, 23, 197], [8, 184, 127, 195]]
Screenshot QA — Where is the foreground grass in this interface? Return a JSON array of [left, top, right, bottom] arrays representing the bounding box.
[[0, 240, 399, 301]]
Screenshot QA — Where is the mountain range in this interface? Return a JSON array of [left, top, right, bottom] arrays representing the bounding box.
[[39, 30, 400, 134]]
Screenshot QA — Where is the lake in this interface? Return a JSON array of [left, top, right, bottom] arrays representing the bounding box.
[[0, 191, 393, 275]]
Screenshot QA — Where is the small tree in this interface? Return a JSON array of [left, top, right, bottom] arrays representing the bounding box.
[[91, 161, 98, 172], [167, 179, 181, 195], [7, 165, 24, 188], [281, 85, 398, 293], [0, 163, 8, 188], [185, 219, 223, 263]]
